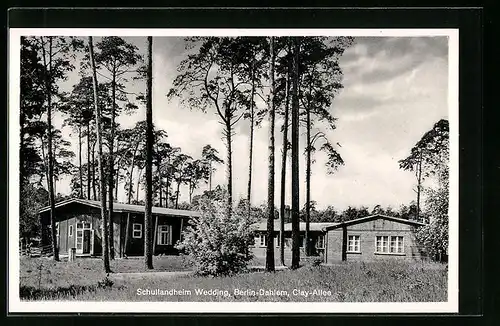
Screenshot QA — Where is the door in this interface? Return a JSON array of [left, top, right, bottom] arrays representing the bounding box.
[[83, 229, 91, 254], [76, 221, 92, 254]]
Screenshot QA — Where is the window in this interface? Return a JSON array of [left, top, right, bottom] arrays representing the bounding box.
[[347, 235, 360, 252], [299, 235, 304, 248], [255, 234, 267, 247], [69, 225, 73, 237], [316, 235, 325, 249], [275, 235, 280, 247], [390, 236, 404, 253], [376, 236, 404, 254], [132, 223, 143, 238], [157, 225, 172, 245]]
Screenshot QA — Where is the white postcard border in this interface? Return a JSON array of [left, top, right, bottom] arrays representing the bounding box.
[[8, 28, 459, 314]]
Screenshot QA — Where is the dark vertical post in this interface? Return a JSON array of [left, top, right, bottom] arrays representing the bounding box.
[[266, 36, 276, 272], [291, 37, 301, 269], [342, 225, 347, 261], [144, 36, 154, 269]]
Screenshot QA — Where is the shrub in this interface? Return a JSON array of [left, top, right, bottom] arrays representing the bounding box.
[[175, 196, 255, 276]]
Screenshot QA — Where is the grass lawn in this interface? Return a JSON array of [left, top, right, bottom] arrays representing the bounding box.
[[20, 257, 447, 302], [19, 255, 192, 289]]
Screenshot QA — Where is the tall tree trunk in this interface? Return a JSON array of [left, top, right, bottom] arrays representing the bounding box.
[[305, 102, 311, 256], [157, 152, 162, 207], [266, 37, 276, 272], [136, 167, 143, 203], [416, 151, 423, 222], [92, 138, 97, 200], [108, 65, 116, 260], [127, 143, 139, 204], [144, 36, 154, 269], [78, 125, 83, 198], [175, 180, 181, 209], [87, 124, 91, 199], [208, 161, 212, 192], [41, 36, 59, 261], [165, 170, 170, 208], [189, 184, 193, 204], [247, 63, 256, 218], [291, 37, 301, 270], [115, 169, 119, 199], [89, 36, 110, 273], [225, 117, 233, 218], [279, 66, 291, 266]]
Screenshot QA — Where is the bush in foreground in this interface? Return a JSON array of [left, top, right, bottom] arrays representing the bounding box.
[[176, 196, 255, 276]]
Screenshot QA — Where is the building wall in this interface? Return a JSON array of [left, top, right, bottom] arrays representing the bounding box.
[[40, 202, 186, 257], [122, 212, 184, 256], [250, 232, 326, 265], [41, 203, 104, 255], [325, 218, 424, 263]]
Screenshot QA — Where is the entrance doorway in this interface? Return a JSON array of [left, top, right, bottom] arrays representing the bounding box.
[[76, 221, 93, 254]]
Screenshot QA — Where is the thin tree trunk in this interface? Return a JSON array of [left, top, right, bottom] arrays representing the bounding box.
[[41, 36, 59, 261], [127, 143, 139, 204], [208, 161, 212, 192], [86, 124, 91, 199], [157, 152, 162, 207], [165, 171, 170, 208], [291, 37, 301, 270], [89, 36, 110, 273], [175, 180, 181, 209], [136, 167, 143, 203], [78, 125, 83, 198], [416, 151, 423, 222], [266, 37, 276, 272], [305, 102, 311, 256], [247, 63, 256, 218], [225, 118, 233, 217], [92, 137, 97, 200], [115, 169, 119, 199], [144, 36, 154, 269], [108, 65, 116, 260], [280, 65, 291, 266]]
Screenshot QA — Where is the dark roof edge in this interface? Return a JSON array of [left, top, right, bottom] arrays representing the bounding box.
[[37, 197, 198, 217], [324, 214, 426, 231]]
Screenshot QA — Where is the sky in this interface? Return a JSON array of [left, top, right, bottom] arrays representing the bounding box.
[[50, 35, 449, 211]]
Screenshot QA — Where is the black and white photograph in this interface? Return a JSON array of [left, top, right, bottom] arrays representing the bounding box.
[[9, 28, 458, 313]]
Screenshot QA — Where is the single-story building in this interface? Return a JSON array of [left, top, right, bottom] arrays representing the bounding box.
[[39, 198, 427, 262], [38, 198, 199, 258], [251, 214, 427, 263]]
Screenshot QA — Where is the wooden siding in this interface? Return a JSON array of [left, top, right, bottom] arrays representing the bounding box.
[[40, 201, 186, 257], [250, 231, 326, 264], [325, 218, 425, 263]]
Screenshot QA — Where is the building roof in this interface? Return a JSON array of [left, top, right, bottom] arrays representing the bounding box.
[[38, 198, 200, 218], [252, 221, 339, 232], [252, 214, 425, 232], [324, 214, 426, 230]]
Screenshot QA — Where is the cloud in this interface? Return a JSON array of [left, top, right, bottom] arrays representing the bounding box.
[[48, 35, 450, 211], [342, 36, 448, 85]]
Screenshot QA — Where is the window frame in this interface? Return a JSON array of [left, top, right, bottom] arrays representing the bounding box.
[[256, 234, 267, 248], [375, 235, 405, 255], [132, 223, 143, 239], [316, 234, 325, 249], [157, 224, 172, 245], [390, 235, 404, 254], [347, 235, 361, 253]]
